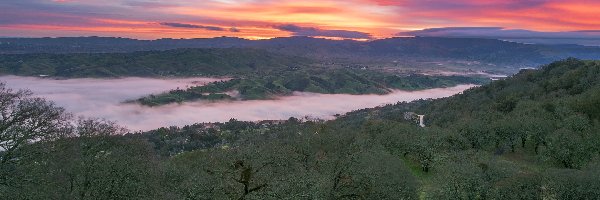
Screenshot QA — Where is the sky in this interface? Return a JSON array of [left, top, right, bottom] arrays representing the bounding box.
[[1, 0, 599, 40]]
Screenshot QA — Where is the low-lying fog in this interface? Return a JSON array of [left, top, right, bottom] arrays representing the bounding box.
[[1, 76, 475, 131]]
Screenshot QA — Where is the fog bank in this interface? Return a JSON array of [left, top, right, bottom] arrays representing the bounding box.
[[1, 76, 475, 131]]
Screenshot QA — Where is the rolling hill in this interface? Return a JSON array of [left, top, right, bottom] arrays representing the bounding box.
[[2, 37, 600, 73], [0, 48, 311, 77], [3, 59, 599, 199]]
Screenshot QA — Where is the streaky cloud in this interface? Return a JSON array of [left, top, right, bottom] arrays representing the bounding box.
[[159, 22, 227, 31], [274, 24, 372, 39], [229, 27, 241, 32], [124, 1, 179, 8], [399, 27, 600, 46]]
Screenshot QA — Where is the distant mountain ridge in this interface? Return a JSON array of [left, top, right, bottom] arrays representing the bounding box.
[[2, 36, 599, 72]]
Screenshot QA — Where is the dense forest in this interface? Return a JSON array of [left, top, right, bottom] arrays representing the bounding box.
[[2, 37, 600, 73], [0, 48, 310, 77], [0, 47, 487, 105], [136, 69, 487, 106], [1, 58, 600, 199]]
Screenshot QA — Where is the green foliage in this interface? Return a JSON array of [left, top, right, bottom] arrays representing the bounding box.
[[3, 137, 163, 200], [157, 120, 419, 199], [0, 48, 310, 77], [335, 59, 600, 198], [352, 58, 600, 167], [4, 59, 600, 199], [429, 159, 543, 200], [3, 37, 599, 73], [544, 165, 600, 199], [137, 69, 486, 106], [1, 118, 164, 200], [545, 128, 597, 169]]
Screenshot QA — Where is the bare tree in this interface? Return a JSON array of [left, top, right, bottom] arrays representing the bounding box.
[[0, 82, 72, 165], [75, 117, 127, 137]]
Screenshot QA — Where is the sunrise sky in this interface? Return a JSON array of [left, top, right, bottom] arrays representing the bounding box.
[[1, 0, 599, 40]]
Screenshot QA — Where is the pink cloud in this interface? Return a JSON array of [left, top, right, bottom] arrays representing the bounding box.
[[0, 0, 598, 39]]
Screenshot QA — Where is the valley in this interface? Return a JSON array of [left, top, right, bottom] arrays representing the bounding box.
[[3, 58, 599, 199], [2, 1, 599, 199], [1, 36, 599, 199], [1, 75, 475, 131]]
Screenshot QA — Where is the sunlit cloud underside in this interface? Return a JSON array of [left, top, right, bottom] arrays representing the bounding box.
[[0, 0, 599, 39]]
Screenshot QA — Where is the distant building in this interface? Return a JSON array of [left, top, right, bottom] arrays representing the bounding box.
[[403, 112, 426, 127], [417, 115, 426, 127]]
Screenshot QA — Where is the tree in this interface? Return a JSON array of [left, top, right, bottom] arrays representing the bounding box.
[[2, 118, 164, 200], [0, 82, 72, 185], [74, 117, 127, 137], [492, 118, 523, 153], [490, 173, 542, 200], [456, 119, 490, 150], [328, 150, 419, 200], [545, 166, 600, 199], [522, 117, 554, 154], [545, 128, 594, 169], [429, 161, 490, 200]]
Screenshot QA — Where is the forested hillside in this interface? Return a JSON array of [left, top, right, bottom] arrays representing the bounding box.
[[2, 37, 600, 72], [2, 59, 599, 199], [0, 47, 486, 102], [136, 69, 486, 106], [0, 48, 310, 77], [338, 58, 600, 197]]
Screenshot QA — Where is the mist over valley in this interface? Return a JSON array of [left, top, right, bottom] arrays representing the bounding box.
[[2, 2, 600, 196], [0, 75, 474, 131]]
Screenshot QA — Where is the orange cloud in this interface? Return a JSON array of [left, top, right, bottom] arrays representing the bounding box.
[[0, 0, 598, 39]]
